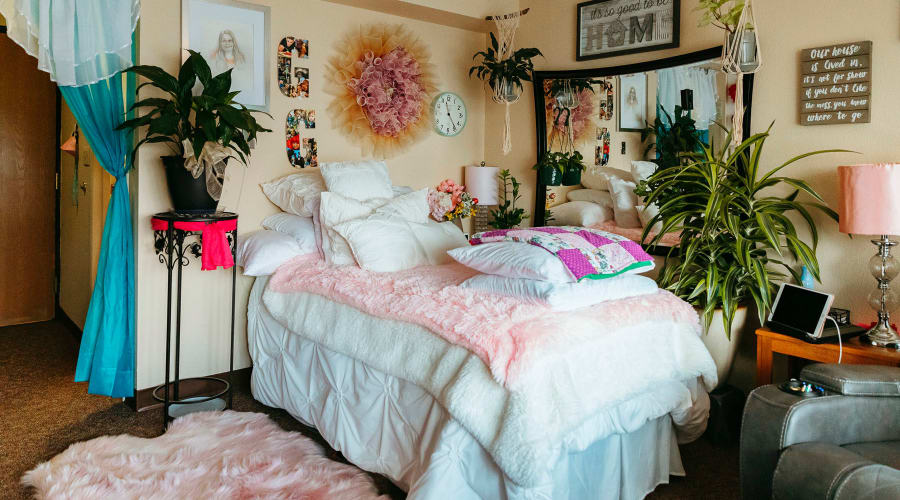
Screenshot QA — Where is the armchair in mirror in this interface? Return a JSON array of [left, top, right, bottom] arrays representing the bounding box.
[[532, 47, 754, 255]]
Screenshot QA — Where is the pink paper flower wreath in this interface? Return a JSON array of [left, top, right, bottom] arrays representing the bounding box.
[[347, 48, 426, 138]]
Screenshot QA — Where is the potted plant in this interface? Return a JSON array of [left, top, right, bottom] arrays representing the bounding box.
[[634, 106, 703, 201], [489, 169, 529, 229], [548, 78, 594, 109], [641, 124, 843, 386], [117, 50, 271, 213], [696, 0, 759, 72], [533, 151, 586, 187], [469, 32, 542, 103]]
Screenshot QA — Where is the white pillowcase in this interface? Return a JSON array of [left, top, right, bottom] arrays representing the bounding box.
[[566, 189, 613, 208], [448, 242, 574, 283], [335, 216, 468, 272], [636, 204, 663, 232], [608, 177, 641, 228], [461, 273, 659, 311], [261, 213, 318, 254], [581, 167, 632, 191], [548, 201, 612, 226], [630, 160, 658, 185], [260, 171, 324, 217], [319, 189, 430, 266], [320, 160, 393, 201], [236, 230, 306, 276], [392, 185, 414, 197]]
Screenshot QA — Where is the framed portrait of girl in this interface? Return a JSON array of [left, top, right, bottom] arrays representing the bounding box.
[[182, 0, 271, 111]]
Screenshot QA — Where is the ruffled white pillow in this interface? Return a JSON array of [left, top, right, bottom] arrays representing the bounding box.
[[260, 171, 324, 217], [320, 160, 393, 201]]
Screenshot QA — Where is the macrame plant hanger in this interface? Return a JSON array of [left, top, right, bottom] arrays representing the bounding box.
[[486, 8, 529, 155], [720, 0, 761, 146]]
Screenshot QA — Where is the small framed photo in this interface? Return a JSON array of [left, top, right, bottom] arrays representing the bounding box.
[[618, 73, 647, 132], [182, 0, 271, 111]]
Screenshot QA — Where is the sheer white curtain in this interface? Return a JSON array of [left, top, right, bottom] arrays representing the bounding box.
[[657, 66, 719, 130], [0, 0, 140, 86]]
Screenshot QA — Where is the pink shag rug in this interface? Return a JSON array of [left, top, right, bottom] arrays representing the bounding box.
[[22, 411, 391, 499]]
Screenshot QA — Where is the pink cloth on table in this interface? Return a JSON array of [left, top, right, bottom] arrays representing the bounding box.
[[267, 254, 700, 388], [151, 218, 237, 271]]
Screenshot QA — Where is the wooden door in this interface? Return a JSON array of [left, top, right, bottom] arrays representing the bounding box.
[[0, 33, 58, 326]]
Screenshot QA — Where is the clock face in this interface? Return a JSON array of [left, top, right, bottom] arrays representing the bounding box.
[[433, 92, 466, 137]]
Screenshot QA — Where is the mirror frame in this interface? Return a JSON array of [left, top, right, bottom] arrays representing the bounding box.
[[531, 46, 755, 226]]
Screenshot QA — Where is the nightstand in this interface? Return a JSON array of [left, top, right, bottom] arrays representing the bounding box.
[[755, 327, 900, 386]]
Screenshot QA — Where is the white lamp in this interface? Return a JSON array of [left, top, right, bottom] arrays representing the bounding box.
[[465, 162, 499, 233]]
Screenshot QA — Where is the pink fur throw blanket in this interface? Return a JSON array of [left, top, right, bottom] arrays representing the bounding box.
[[22, 411, 389, 499], [268, 254, 702, 388]]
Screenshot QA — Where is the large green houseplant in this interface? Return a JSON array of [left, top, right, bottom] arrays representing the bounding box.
[[634, 106, 703, 202], [117, 50, 271, 212], [642, 124, 843, 340]]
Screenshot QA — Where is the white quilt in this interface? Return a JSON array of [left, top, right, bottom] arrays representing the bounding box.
[[263, 282, 717, 487]]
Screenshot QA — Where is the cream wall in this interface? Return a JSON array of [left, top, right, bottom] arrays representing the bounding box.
[[134, 0, 488, 390], [488, 0, 900, 388]]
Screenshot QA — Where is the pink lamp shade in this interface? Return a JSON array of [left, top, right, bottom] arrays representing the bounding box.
[[838, 163, 900, 235], [465, 165, 499, 205]]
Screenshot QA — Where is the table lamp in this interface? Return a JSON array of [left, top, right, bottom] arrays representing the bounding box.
[[465, 162, 499, 234], [838, 163, 900, 349]]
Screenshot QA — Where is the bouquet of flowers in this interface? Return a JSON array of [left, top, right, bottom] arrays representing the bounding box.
[[428, 179, 477, 221]]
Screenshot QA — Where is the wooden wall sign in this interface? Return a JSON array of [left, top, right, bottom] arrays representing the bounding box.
[[799, 41, 872, 126], [576, 0, 680, 61]]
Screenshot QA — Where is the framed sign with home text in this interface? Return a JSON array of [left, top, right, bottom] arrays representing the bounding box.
[[799, 41, 871, 126], [577, 0, 680, 61]]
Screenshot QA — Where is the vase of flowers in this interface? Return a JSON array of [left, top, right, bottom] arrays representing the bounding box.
[[428, 179, 477, 227]]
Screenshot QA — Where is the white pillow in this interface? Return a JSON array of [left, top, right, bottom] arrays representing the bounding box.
[[608, 177, 641, 228], [548, 201, 612, 226], [461, 273, 658, 311], [392, 185, 414, 197], [236, 230, 306, 276], [566, 189, 613, 208], [260, 171, 324, 217], [319, 189, 430, 266], [320, 160, 393, 201], [631, 160, 658, 185], [581, 167, 631, 191], [261, 213, 317, 254], [636, 204, 663, 233], [335, 216, 468, 272], [448, 242, 574, 283]]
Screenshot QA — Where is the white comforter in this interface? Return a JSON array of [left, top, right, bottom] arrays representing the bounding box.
[[263, 282, 717, 487]]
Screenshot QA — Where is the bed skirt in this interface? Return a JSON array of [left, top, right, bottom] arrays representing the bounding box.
[[248, 276, 686, 500]]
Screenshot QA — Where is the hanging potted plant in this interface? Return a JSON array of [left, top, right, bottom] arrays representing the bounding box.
[[641, 124, 843, 387], [469, 32, 542, 103], [561, 150, 586, 186], [532, 151, 564, 186], [117, 50, 271, 213], [696, 0, 759, 72]]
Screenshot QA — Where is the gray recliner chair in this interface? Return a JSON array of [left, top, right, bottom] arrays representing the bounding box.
[[741, 363, 900, 500]]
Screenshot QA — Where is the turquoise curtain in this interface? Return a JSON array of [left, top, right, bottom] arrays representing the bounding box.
[[60, 71, 135, 398]]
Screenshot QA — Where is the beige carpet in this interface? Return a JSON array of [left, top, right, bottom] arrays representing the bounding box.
[[0, 320, 738, 499]]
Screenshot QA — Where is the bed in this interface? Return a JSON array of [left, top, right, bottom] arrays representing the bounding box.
[[247, 259, 715, 499]]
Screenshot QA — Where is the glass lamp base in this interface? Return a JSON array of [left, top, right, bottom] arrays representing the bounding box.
[[863, 322, 900, 349]]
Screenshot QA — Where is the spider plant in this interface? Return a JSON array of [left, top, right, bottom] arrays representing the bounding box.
[[641, 123, 847, 338], [469, 32, 542, 98]]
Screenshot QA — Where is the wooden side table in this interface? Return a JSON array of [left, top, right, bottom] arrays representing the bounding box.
[[756, 327, 900, 386]]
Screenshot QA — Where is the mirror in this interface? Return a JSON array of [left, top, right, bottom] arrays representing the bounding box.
[[532, 47, 755, 231]]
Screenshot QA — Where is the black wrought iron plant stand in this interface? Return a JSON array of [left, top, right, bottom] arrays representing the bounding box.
[[152, 211, 237, 430]]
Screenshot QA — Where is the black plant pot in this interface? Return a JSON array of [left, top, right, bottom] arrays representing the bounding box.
[[539, 166, 562, 186], [562, 168, 582, 186], [162, 155, 217, 214]]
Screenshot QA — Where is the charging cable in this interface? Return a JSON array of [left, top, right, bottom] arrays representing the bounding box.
[[825, 315, 842, 364]]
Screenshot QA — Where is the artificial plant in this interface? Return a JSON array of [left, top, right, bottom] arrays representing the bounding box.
[[641, 123, 845, 338], [469, 32, 542, 96], [489, 169, 529, 229], [696, 0, 749, 33], [116, 50, 271, 165]]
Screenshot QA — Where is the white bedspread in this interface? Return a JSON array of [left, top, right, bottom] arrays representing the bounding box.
[[262, 278, 716, 487]]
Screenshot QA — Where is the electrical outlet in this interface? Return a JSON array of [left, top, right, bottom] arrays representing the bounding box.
[[621, 142, 626, 154]]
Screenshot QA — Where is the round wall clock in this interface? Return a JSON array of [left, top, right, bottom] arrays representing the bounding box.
[[433, 92, 467, 137]]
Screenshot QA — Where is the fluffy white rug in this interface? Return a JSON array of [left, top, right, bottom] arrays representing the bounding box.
[[22, 411, 391, 499]]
